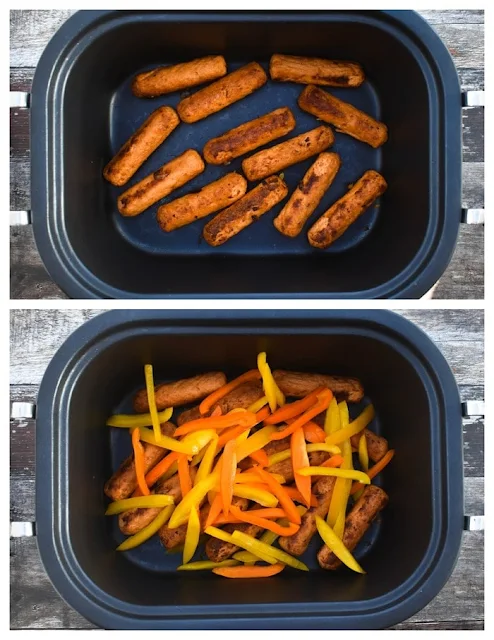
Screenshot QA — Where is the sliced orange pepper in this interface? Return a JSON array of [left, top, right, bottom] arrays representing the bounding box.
[[144, 451, 180, 488], [221, 439, 237, 516], [255, 405, 272, 423], [205, 493, 223, 529], [132, 428, 150, 496], [216, 424, 250, 449], [302, 421, 327, 443], [212, 508, 286, 526], [350, 449, 395, 495], [283, 486, 318, 507], [210, 405, 223, 418], [254, 467, 301, 525], [321, 454, 344, 468], [177, 454, 192, 498], [250, 449, 269, 467], [263, 387, 324, 425], [213, 563, 285, 578], [175, 411, 257, 437], [200, 370, 261, 416], [229, 505, 300, 537], [291, 427, 311, 507], [270, 389, 333, 441]]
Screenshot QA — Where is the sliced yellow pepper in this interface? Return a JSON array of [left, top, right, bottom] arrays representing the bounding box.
[[231, 530, 308, 571], [315, 515, 365, 574], [207, 528, 277, 565], [205, 526, 236, 544], [181, 429, 217, 455], [247, 396, 269, 413], [324, 397, 340, 435], [107, 407, 173, 428], [138, 427, 198, 455], [168, 473, 219, 529], [298, 466, 369, 483], [232, 484, 278, 507], [194, 434, 219, 485], [144, 364, 163, 444], [234, 472, 285, 485], [324, 405, 375, 446], [117, 504, 174, 551], [178, 560, 239, 571], [257, 352, 285, 411], [327, 401, 352, 528], [358, 433, 369, 472], [183, 506, 200, 564], [236, 425, 277, 462], [105, 495, 174, 515], [266, 443, 341, 468], [161, 460, 178, 482]]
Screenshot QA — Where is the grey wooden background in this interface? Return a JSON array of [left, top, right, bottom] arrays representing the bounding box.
[[10, 10, 484, 299], [10, 309, 484, 629]]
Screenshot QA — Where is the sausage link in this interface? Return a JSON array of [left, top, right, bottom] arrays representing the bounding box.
[[279, 476, 336, 556], [308, 170, 387, 249], [134, 372, 227, 413], [117, 150, 205, 217], [206, 521, 264, 563], [273, 369, 364, 403], [177, 381, 264, 426], [103, 106, 179, 186], [104, 422, 176, 501], [270, 54, 365, 88], [317, 484, 388, 570], [350, 429, 389, 463], [298, 84, 388, 148], [242, 126, 334, 182], [203, 107, 296, 165], [132, 56, 227, 98], [203, 176, 288, 247], [274, 152, 341, 237], [177, 62, 267, 123], [157, 173, 247, 232]]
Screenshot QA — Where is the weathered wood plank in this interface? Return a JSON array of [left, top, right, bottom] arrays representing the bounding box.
[[462, 108, 484, 163], [9, 530, 483, 629], [432, 24, 484, 68], [463, 162, 484, 208], [417, 10, 484, 24]]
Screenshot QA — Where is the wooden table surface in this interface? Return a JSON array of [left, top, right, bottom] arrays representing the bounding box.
[[10, 309, 484, 629], [9, 10, 484, 299]]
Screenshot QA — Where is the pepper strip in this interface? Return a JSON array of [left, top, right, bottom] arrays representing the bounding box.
[[183, 506, 200, 564], [315, 515, 365, 574], [254, 467, 301, 525], [205, 527, 278, 565], [236, 426, 277, 462], [213, 508, 287, 525], [257, 352, 285, 411], [132, 428, 150, 495], [249, 449, 269, 467], [235, 472, 285, 485], [297, 467, 370, 483], [248, 396, 269, 413], [205, 493, 223, 529], [213, 564, 285, 578], [200, 369, 261, 415], [324, 397, 340, 435], [303, 421, 327, 443], [291, 427, 311, 507], [232, 484, 279, 508], [175, 411, 258, 437], [327, 401, 351, 528], [178, 455, 192, 498], [270, 389, 333, 441], [350, 449, 395, 495], [107, 407, 173, 428], [264, 389, 322, 425], [117, 504, 174, 551], [194, 434, 219, 486], [221, 439, 237, 516], [230, 505, 300, 537], [105, 495, 174, 515], [144, 364, 162, 444], [231, 530, 308, 571], [324, 405, 375, 446], [168, 473, 219, 529], [178, 560, 239, 571], [266, 443, 341, 467], [144, 451, 180, 488]]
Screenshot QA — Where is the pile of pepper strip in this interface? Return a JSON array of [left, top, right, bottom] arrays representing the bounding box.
[[105, 353, 394, 577]]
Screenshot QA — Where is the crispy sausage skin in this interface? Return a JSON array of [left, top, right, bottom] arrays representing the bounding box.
[[206, 522, 264, 563], [117, 150, 205, 217], [157, 173, 248, 232], [298, 84, 388, 148], [317, 485, 389, 570], [177, 62, 267, 123], [274, 152, 341, 237], [104, 422, 176, 501], [134, 372, 227, 413], [203, 176, 288, 247], [103, 106, 180, 187], [273, 369, 364, 403], [279, 476, 336, 556], [308, 169, 387, 249], [203, 107, 296, 165], [132, 56, 227, 98], [350, 429, 388, 463], [241, 126, 334, 182], [118, 468, 197, 535], [177, 381, 264, 426], [270, 54, 365, 88]]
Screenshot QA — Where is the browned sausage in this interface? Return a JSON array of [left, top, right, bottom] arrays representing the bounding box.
[[298, 84, 388, 148], [273, 369, 364, 403], [267, 451, 328, 484], [157, 173, 248, 232], [134, 372, 227, 413], [117, 150, 205, 217], [177, 62, 267, 123], [203, 176, 288, 247], [273, 152, 341, 237], [118, 468, 197, 535], [206, 522, 264, 562], [317, 485, 388, 570], [177, 381, 264, 426], [103, 106, 180, 186], [279, 476, 336, 556], [132, 56, 227, 98], [264, 436, 291, 457], [203, 107, 296, 165], [242, 126, 334, 182], [158, 496, 248, 550], [308, 170, 387, 249], [350, 429, 389, 463], [270, 54, 365, 88], [104, 422, 176, 501]]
